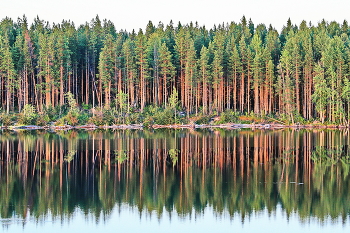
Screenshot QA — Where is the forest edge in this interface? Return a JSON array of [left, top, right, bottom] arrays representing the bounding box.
[[1, 122, 347, 131]]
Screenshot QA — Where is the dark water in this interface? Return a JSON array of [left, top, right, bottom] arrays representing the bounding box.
[[1, 128, 350, 232]]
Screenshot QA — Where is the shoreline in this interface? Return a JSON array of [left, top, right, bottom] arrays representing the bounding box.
[[1, 123, 348, 131]]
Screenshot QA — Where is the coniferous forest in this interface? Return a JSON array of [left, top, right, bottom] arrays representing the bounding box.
[[1, 15, 350, 126]]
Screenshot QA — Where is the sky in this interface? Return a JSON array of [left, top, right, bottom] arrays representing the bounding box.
[[1, 0, 350, 32]]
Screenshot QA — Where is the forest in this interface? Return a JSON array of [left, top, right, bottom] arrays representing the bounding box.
[[0, 15, 350, 126]]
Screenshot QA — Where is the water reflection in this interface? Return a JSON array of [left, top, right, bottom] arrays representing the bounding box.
[[0, 129, 350, 228]]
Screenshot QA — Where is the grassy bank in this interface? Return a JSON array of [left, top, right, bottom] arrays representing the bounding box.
[[0, 102, 347, 130]]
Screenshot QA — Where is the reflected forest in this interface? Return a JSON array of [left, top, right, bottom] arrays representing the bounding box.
[[1, 129, 350, 227]]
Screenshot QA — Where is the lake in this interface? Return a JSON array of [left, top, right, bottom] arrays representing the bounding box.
[[0, 128, 350, 232]]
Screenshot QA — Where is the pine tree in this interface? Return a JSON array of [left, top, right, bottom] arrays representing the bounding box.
[[135, 30, 149, 111], [312, 63, 329, 123], [184, 38, 196, 115], [211, 31, 226, 113], [122, 38, 137, 108], [251, 33, 264, 114], [226, 35, 242, 112], [38, 32, 56, 108], [159, 42, 175, 107], [198, 46, 211, 114], [98, 34, 116, 109], [0, 33, 17, 113], [55, 30, 72, 107], [279, 39, 296, 123]]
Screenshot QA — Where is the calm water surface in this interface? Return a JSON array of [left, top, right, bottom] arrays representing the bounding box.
[[1, 128, 350, 232]]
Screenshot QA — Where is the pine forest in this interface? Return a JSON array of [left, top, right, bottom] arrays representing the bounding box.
[[1, 15, 350, 126]]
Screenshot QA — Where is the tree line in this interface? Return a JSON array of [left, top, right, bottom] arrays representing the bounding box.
[[1, 15, 350, 124]]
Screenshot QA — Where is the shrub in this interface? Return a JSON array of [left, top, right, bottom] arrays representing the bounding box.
[[18, 104, 38, 125], [216, 110, 239, 124], [102, 109, 117, 125], [81, 103, 91, 110], [78, 113, 91, 125], [153, 109, 175, 125], [143, 116, 154, 127], [0, 113, 15, 126], [55, 112, 80, 126], [43, 105, 65, 121], [88, 114, 110, 126], [36, 113, 50, 126], [194, 115, 211, 124], [127, 112, 142, 124], [67, 112, 80, 125]]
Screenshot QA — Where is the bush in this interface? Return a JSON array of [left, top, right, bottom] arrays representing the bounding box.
[[142, 116, 154, 127], [0, 113, 15, 126], [102, 109, 117, 125], [36, 113, 50, 126], [65, 112, 79, 126], [55, 112, 80, 126], [42, 105, 65, 121], [55, 92, 87, 126], [78, 112, 91, 125], [153, 109, 175, 125], [81, 103, 91, 110], [88, 108, 117, 125], [216, 110, 239, 124], [125, 112, 142, 124], [88, 115, 104, 126], [18, 104, 38, 125], [140, 106, 187, 126], [194, 115, 212, 124]]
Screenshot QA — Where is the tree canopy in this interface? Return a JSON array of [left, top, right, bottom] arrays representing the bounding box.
[[1, 16, 350, 124]]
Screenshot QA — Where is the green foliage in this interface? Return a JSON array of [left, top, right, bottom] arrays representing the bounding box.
[[312, 64, 329, 123], [141, 104, 188, 126], [18, 104, 38, 125], [0, 112, 15, 126], [101, 109, 117, 125], [77, 112, 91, 125], [215, 110, 239, 124], [276, 113, 292, 125], [114, 151, 128, 164], [55, 93, 87, 126], [194, 115, 212, 125], [115, 90, 129, 115], [65, 92, 79, 114], [169, 148, 179, 167], [64, 150, 76, 163], [168, 87, 179, 110], [43, 105, 65, 121], [3, 17, 350, 125], [87, 108, 117, 126], [153, 109, 175, 125], [82, 103, 91, 110], [293, 112, 307, 124], [64, 111, 79, 126], [36, 113, 50, 126], [88, 115, 106, 126]]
